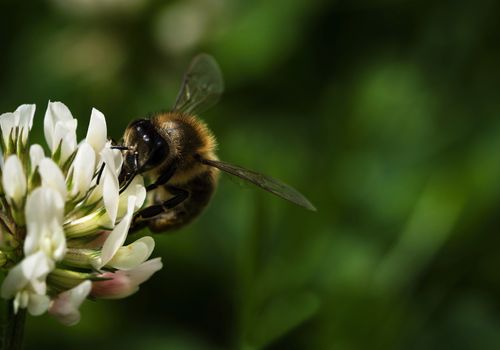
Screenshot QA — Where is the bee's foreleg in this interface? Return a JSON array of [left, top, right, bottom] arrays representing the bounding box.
[[146, 164, 177, 192]]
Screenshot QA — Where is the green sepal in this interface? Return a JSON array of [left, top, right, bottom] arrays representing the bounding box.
[[47, 268, 96, 292], [28, 167, 41, 191], [52, 139, 63, 164], [61, 149, 77, 175]]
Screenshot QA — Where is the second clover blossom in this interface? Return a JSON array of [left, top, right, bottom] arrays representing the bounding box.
[[0, 101, 162, 326]]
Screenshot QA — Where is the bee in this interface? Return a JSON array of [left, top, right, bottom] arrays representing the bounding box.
[[117, 54, 316, 233]]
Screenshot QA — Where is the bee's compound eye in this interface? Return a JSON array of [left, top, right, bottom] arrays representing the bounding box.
[[128, 119, 148, 134], [147, 137, 169, 168]]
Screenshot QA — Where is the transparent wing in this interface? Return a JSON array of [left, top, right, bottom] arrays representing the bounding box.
[[173, 53, 224, 115], [200, 158, 317, 211]]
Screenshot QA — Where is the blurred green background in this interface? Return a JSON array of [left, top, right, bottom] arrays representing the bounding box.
[[2, 0, 500, 349]]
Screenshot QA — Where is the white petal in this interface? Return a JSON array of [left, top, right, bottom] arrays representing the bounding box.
[[54, 119, 78, 163], [1, 251, 53, 299], [44, 101, 73, 151], [38, 158, 67, 201], [22, 252, 53, 287], [98, 196, 137, 268], [1, 263, 29, 299], [127, 257, 163, 285], [117, 175, 146, 219], [44, 101, 78, 163], [100, 148, 120, 225], [25, 252, 54, 289], [98, 144, 123, 176], [49, 221, 68, 261], [24, 188, 66, 261], [69, 143, 96, 198], [15, 104, 35, 144], [2, 155, 27, 207], [89, 145, 122, 197], [86, 108, 107, 154], [49, 280, 91, 326], [107, 236, 155, 270], [91, 258, 162, 300], [84, 174, 104, 206], [0, 112, 15, 146], [90, 271, 136, 299], [13, 293, 23, 313], [29, 144, 45, 172], [27, 293, 50, 316], [25, 188, 65, 228], [106, 143, 123, 173], [15, 104, 35, 129]]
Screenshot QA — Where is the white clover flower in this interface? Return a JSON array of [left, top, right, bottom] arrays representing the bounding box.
[[2, 155, 27, 210], [48, 280, 91, 326], [90, 258, 163, 299], [38, 158, 68, 201], [24, 187, 66, 261], [107, 236, 155, 270], [68, 142, 96, 200], [85, 108, 107, 155], [0, 102, 162, 325], [0, 104, 35, 154], [29, 144, 45, 172], [43, 101, 78, 164], [1, 251, 53, 315]]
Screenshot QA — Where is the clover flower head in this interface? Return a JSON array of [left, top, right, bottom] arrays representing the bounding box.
[[0, 102, 162, 326]]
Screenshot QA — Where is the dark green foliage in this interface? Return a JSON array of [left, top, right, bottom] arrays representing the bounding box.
[[1, 0, 500, 349]]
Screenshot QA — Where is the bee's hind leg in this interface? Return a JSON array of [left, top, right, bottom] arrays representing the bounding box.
[[146, 164, 177, 192], [131, 185, 188, 226]]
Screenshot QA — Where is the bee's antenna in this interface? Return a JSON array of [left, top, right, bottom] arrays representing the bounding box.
[[119, 152, 140, 194], [96, 163, 106, 185], [110, 145, 130, 151], [96, 146, 131, 185]]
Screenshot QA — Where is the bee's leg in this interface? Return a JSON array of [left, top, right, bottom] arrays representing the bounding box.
[[95, 163, 105, 185], [132, 185, 188, 222], [146, 164, 177, 192], [119, 152, 140, 193], [128, 220, 148, 234], [162, 186, 189, 208]]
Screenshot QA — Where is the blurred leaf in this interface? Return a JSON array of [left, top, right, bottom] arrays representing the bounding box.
[[214, 0, 323, 83], [246, 290, 320, 349], [373, 171, 466, 293]]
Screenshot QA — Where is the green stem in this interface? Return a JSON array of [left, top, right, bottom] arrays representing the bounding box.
[[3, 302, 26, 350]]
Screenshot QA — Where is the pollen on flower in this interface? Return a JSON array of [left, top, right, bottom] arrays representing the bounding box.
[[0, 102, 162, 326]]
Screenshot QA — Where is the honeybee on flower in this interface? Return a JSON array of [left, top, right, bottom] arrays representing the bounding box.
[[0, 102, 162, 326]]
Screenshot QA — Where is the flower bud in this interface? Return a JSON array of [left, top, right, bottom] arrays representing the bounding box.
[[91, 258, 162, 299]]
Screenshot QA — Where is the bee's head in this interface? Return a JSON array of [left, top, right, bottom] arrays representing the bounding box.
[[122, 119, 169, 176]]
